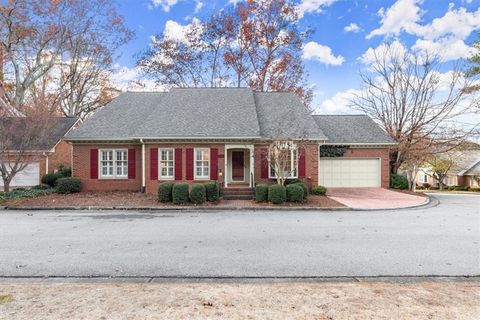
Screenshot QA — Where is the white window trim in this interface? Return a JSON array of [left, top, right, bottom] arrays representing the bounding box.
[[158, 148, 174, 180], [194, 147, 210, 180], [99, 149, 128, 179], [268, 147, 299, 179], [421, 173, 428, 183]]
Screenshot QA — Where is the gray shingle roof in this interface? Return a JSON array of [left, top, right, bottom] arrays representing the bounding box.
[[254, 92, 327, 140], [67, 88, 327, 140], [450, 149, 480, 175], [1, 117, 77, 151], [140, 88, 261, 138], [312, 115, 395, 144]]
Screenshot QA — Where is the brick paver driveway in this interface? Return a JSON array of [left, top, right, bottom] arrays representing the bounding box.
[[327, 188, 427, 209]]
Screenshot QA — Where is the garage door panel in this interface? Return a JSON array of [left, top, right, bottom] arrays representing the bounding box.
[[0, 162, 40, 187], [319, 158, 380, 188]]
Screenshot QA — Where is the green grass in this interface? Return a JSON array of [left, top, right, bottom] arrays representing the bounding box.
[[0, 294, 13, 304]]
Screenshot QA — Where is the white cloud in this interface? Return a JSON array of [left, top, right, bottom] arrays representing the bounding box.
[[344, 23, 361, 33], [150, 0, 179, 12], [163, 18, 202, 44], [296, 0, 338, 19], [111, 66, 166, 92], [413, 38, 476, 61], [315, 89, 361, 114], [193, 0, 203, 14], [366, 0, 422, 39], [366, 0, 480, 61], [303, 41, 345, 66], [359, 40, 408, 65]]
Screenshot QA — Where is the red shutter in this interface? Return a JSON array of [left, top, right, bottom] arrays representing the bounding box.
[[128, 149, 136, 179], [261, 148, 269, 179], [298, 148, 306, 178], [150, 148, 158, 180], [174, 148, 182, 180], [186, 148, 194, 180], [210, 148, 218, 180], [90, 149, 98, 179]]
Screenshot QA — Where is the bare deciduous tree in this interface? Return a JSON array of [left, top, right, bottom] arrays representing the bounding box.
[[137, 0, 312, 106], [351, 43, 479, 174], [0, 113, 53, 192], [1, 0, 132, 119]]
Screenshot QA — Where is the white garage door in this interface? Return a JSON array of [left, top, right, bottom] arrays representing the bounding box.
[[0, 162, 40, 187], [319, 158, 380, 188]]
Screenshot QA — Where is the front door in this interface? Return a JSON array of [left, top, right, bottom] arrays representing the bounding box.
[[231, 151, 245, 181]]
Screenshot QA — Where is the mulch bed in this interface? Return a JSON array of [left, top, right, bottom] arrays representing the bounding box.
[[2, 191, 344, 209]]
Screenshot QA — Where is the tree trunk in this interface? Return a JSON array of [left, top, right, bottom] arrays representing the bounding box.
[[2, 179, 10, 192]]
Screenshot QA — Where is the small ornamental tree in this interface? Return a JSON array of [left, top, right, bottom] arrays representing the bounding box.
[[265, 140, 304, 185], [424, 155, 455, 190]]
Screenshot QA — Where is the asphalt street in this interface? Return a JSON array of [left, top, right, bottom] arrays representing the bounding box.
[[0, 193, 478, 277]]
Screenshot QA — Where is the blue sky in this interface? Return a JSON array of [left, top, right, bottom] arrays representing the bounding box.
[[112, 0, 480, 114]]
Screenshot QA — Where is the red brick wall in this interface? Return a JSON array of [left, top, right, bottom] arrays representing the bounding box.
[[342, 147, 391, 188], [145, 144, 225, 194], [253, 143, 319, 189], [72, 144, 142, 192], [47, 140, 72, 174], [72, 142, 391, 192]]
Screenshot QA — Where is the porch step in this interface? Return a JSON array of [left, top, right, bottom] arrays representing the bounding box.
[[222, 187, 254, 200], [223, 194, 254, 200]]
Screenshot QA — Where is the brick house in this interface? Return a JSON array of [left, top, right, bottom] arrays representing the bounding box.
[[416, 148, 480, 188], [0, 117, 77, 188], [65, 88, 395, 194]]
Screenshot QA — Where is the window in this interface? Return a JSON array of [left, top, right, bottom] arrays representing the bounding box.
[[159, 148, 174, 179], [269, 146, 298, 179], [421, 173, 428, 183], [195, 148, 209, 179], [100, 149, 128, 178]]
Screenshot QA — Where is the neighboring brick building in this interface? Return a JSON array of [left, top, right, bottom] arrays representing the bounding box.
[[65, 88, 395, 194], [0, 117, 78, 188]]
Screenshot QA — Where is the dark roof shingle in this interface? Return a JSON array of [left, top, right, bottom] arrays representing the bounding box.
[[312, 115, 395, 144], [1, 117, 77, 151]]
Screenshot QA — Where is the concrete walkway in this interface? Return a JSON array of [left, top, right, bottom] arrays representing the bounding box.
[[327, 188, 427, 209]]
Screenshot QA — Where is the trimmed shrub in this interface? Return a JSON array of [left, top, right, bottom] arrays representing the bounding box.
[[268, 184, 286, 204], [255, 184, 269, 202], [311, 185, 327, 196], [41, 172, 63, 187], [190, 184, 206, 205], [32, 184, 52, 190], [292, 181, 308, 199], [158, 183, 173, 202], [422, 183, 431, 189], [57, 165, 72, 177], [429, 186, 440, 190], [390, 174, 408, 190], [470, 187, 480, 192], [453, 185, 468, 191], [285, 179, 301, 185], [286, 184, 304, 202], [205, 182, 219, 202], [172, 183, 189, 205], [56, 177, 81, 194]]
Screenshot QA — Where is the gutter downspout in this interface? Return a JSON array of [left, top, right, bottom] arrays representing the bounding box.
[[141, 139, 146, 193], [43, 152, 49, 175]]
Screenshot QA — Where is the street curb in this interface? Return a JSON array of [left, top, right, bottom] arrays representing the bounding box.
[[0, 275, 478, 284], [2, 205, 351, 212], [0, 194, 436, 212]]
